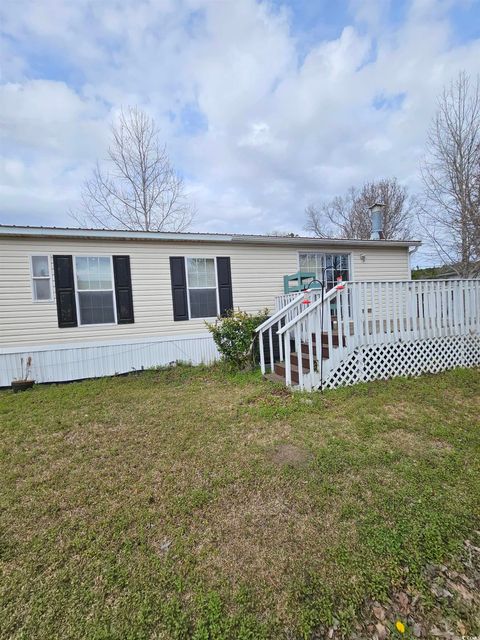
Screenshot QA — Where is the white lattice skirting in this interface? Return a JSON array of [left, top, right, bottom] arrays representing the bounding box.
[[323, 334, 480, 389]]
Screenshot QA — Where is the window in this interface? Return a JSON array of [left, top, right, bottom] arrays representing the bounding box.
[[186, 258, 218, 318], [74, 256, 116, 325], [299, 253, 350, 289], [325, 254, 349, 288], [31, 255, 52, 301]]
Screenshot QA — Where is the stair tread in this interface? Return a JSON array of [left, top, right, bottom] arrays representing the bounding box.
[[275, 362, 299, 372], [275, 361, 325, 372], [264, 372, 287, 384]]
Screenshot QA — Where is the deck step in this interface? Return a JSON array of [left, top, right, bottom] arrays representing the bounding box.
[[300, 343, 330, 359], [274, 362, 301, 384], [264, 371, 287, 385], [274, 361, 326, 384], [311, 333, 343, 347], [290, 352, 313, 370]]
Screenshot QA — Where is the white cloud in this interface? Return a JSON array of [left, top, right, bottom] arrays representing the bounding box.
[[0, 0, 478, 263], [0, 80, 107, 154]]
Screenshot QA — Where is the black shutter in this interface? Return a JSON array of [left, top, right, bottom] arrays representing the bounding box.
[[216, 257, 233, 317], [113, 255, 134, 324], [53, 255, 77, 328], [170, 257, 189, 321]]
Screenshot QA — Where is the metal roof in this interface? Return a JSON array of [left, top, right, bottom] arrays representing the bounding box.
[[0, 224, 422, 248]]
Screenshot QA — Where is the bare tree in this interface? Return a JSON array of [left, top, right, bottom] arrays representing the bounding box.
[[72, 106, 195, 232], [305, 178, 414, 240], [420, 72, 480, 277]]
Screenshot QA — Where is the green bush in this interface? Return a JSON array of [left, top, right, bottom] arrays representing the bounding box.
[[206, 309, 270, 370]]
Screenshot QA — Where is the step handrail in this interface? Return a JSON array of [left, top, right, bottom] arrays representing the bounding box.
[[256, 289, 323, 375], [277, 285, 342, 335], [255, 291, 306, 333]]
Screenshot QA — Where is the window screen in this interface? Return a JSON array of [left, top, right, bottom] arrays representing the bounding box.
[[75, 257, 115, 325], [325, 254, 349, 288], [299, 253, 350, 289], [187, 258, 218, 318], [31, 255, 52, 301], [299, 253, 323, 283]]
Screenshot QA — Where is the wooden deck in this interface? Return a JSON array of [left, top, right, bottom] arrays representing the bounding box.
[[258, 280, 480, 390]]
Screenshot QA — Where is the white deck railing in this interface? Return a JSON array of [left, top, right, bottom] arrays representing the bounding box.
[[274, 290, 323, 312], [256, 289, 323, 374], [261, 279, 480, 390]]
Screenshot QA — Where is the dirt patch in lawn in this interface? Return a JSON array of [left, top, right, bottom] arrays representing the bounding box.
[[381, 428, 453, 456], [383, 401, 416, 420], [270, 443, 313, 467]]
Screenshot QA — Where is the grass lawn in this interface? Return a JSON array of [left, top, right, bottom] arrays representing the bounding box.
[[1, 366, 479, 639]]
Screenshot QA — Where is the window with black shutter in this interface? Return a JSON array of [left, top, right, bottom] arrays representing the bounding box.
[[170, 256, 233, 320], [216, 257, 233, 316], [53, 255, 78, 328], [170, 257, 189, 321], [113, 256, 134, 324], [53, 254, 134, 328]]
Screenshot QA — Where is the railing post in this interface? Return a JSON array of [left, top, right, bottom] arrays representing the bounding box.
[[450, 281, 454, 335], [268, 327, 274, 372], [323, 293, 333, 374], [362, 281, 369, 343], [259, 330, 265, 374], [433, 281, 440, 337], [370, 282, 377, 343], [417, 282, 424, 340], [442, 280, 449, 336], [351, 283, 361, 347], [385, 282, 391, 341], [341, 286, 350, 350], [459, 280, 466, 335], [476, 281, 480, 333], [425, 281, 432, 339], [295, 324, 304, 390], [285, 331, 291, 386], [336, 289, 344, 361], [392, 282, 400, 341], [307, 311, 315, 383], [278, 320, 283, 362]]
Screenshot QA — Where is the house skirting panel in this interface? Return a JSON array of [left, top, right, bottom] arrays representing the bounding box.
[[323, 334, 480, 389], [0, 334, 219, 387]]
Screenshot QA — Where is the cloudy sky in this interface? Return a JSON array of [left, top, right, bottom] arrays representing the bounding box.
[[1, 0, 479, 254]]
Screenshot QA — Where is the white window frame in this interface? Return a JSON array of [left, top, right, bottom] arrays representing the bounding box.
[[297, 251, 352, 284], [30, 254, 53, 303], [185, 256, 220, 320], [73, 255, 117, 327]]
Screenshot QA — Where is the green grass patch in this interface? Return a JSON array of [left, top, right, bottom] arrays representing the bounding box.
[[0, 365, 479, 639]]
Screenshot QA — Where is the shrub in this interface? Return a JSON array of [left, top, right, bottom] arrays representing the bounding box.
[[206, 309, 270, 370]]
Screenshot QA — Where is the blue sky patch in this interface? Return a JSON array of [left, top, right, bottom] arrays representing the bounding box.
[[179, 102, 208, 135], [373, 92, 406, 111]]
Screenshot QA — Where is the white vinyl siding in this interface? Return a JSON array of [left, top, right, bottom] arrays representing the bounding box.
[[0, 238, 411, 348]]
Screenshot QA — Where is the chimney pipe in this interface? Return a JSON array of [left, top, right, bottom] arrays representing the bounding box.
[[369, 202, 385, 240]]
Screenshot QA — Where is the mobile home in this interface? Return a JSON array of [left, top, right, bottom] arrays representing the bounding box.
[[0, 224, 420, 386]]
